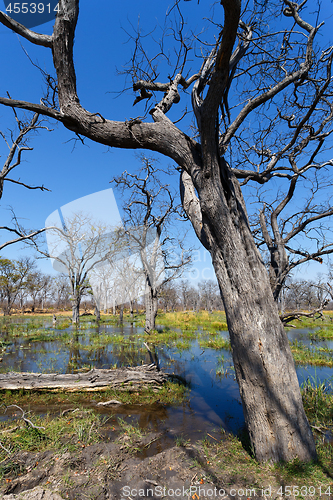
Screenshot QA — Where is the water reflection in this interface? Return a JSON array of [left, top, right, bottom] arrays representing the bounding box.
[[1, 321, 333, 444]]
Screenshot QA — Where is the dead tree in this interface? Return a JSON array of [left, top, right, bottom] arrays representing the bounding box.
[[1, 0, 330, 462], [34, 212, 119, 324], [251, 152, 333, 303], [0, 111, 50, 249], [112, 158, 191, 332]]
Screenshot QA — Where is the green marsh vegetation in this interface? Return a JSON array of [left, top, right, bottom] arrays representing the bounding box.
[[156, 310, 228, 332], [290, 341, 333, 367], [0, 380, 188, 409], [2, 311, 333, 373], [286, 312, 333, 339], [1, 312, 333, 490], [300, 377, 333, 479], [0, 406, 105, 464]]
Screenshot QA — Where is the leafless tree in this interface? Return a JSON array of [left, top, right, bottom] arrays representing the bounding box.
[[112, 158, 191, 332], [34, 212, 119, 324], [0, 111, 50, 250], [159, 282, 180, 313], [1, 0, 331, 461], [252, 170, 333, 304], [25, 271, 52, 312], [94, 254, 144, 323], [198, 279, 222, 313], [52, 274, 71, 311], [178, 279, 192, 311], [39, 274, 53, 310]]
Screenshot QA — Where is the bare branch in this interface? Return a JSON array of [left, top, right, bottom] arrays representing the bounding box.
[[5, 405, 45, 430], [0, 227, 48, 251], [0, 96, 64, 121], [0, 11, 53, 47], [280, 299, 330, 325]]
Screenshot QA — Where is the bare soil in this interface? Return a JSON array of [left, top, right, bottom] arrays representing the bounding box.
[[1, 431, 332, 500]]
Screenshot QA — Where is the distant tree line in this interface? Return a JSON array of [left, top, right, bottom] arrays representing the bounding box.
[[159, 279, 223, 313], [279, 277, 333, 313], [1, 256, 331, 317], [159, 276, 333, 314], [0, 257, 71, 315]]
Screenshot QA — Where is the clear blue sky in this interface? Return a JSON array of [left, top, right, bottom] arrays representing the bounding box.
[[0, 0, 332, 283]]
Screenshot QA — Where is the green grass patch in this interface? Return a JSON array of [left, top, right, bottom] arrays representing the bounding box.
[[290, 340, 333, 367], [199, 335, 231, 350], [21, 328, 65, 343], [309, 327, 333, 340], [157, 310, 228, 331], [0, 406, 103, 462], [143, 328, 196, 347], [285, 312, 333, 331], [0, 380, 188, 408], [302, 378, 333, 426]]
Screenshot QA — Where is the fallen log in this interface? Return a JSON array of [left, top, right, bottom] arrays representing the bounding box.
[[0, 364, 170, 392]]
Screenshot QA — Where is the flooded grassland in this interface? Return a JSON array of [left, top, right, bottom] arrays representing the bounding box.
[[0, 311, 333, 499]]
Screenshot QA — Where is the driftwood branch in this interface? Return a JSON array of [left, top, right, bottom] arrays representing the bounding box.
[[0, 441, 11, 455], [5, 404, 45, 430], [0, 365, 171, 392], [280, 299, 330, 325]]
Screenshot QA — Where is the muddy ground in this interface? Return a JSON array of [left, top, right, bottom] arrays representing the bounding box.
[[1, 430, 332, 500]]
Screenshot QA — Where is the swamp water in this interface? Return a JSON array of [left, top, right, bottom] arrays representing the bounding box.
[[0, 318, 332, 452]]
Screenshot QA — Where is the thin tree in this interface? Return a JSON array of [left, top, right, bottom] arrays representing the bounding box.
[[251, 161, 333, 304], [52, 274, 71, 311], [1, 0, 331, 461], [0, 111, 50, 249], [35, 212, 119, 324], [112, 158, 191, 332]]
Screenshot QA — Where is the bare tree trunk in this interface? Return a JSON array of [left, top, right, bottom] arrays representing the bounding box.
[[0, 365, 169, 391], [119, 303, 124, 323], [72, 295, 80, 325], [3, 298, 11, 316], [145, 286, 158, 333], [94, 304, 100, 322], [181, 166, 316, 463]]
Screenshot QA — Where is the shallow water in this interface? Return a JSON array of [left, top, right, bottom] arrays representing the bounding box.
[[1, 320, 333, 445]]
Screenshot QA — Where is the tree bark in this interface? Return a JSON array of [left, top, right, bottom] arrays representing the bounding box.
[[0, 364, 169, 391], [94, 304, 100, 322], [72, 296, 80, 325], [145, 285, 158, 333], [181, 165, 317, 463], [119, 303, 124, 323]]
